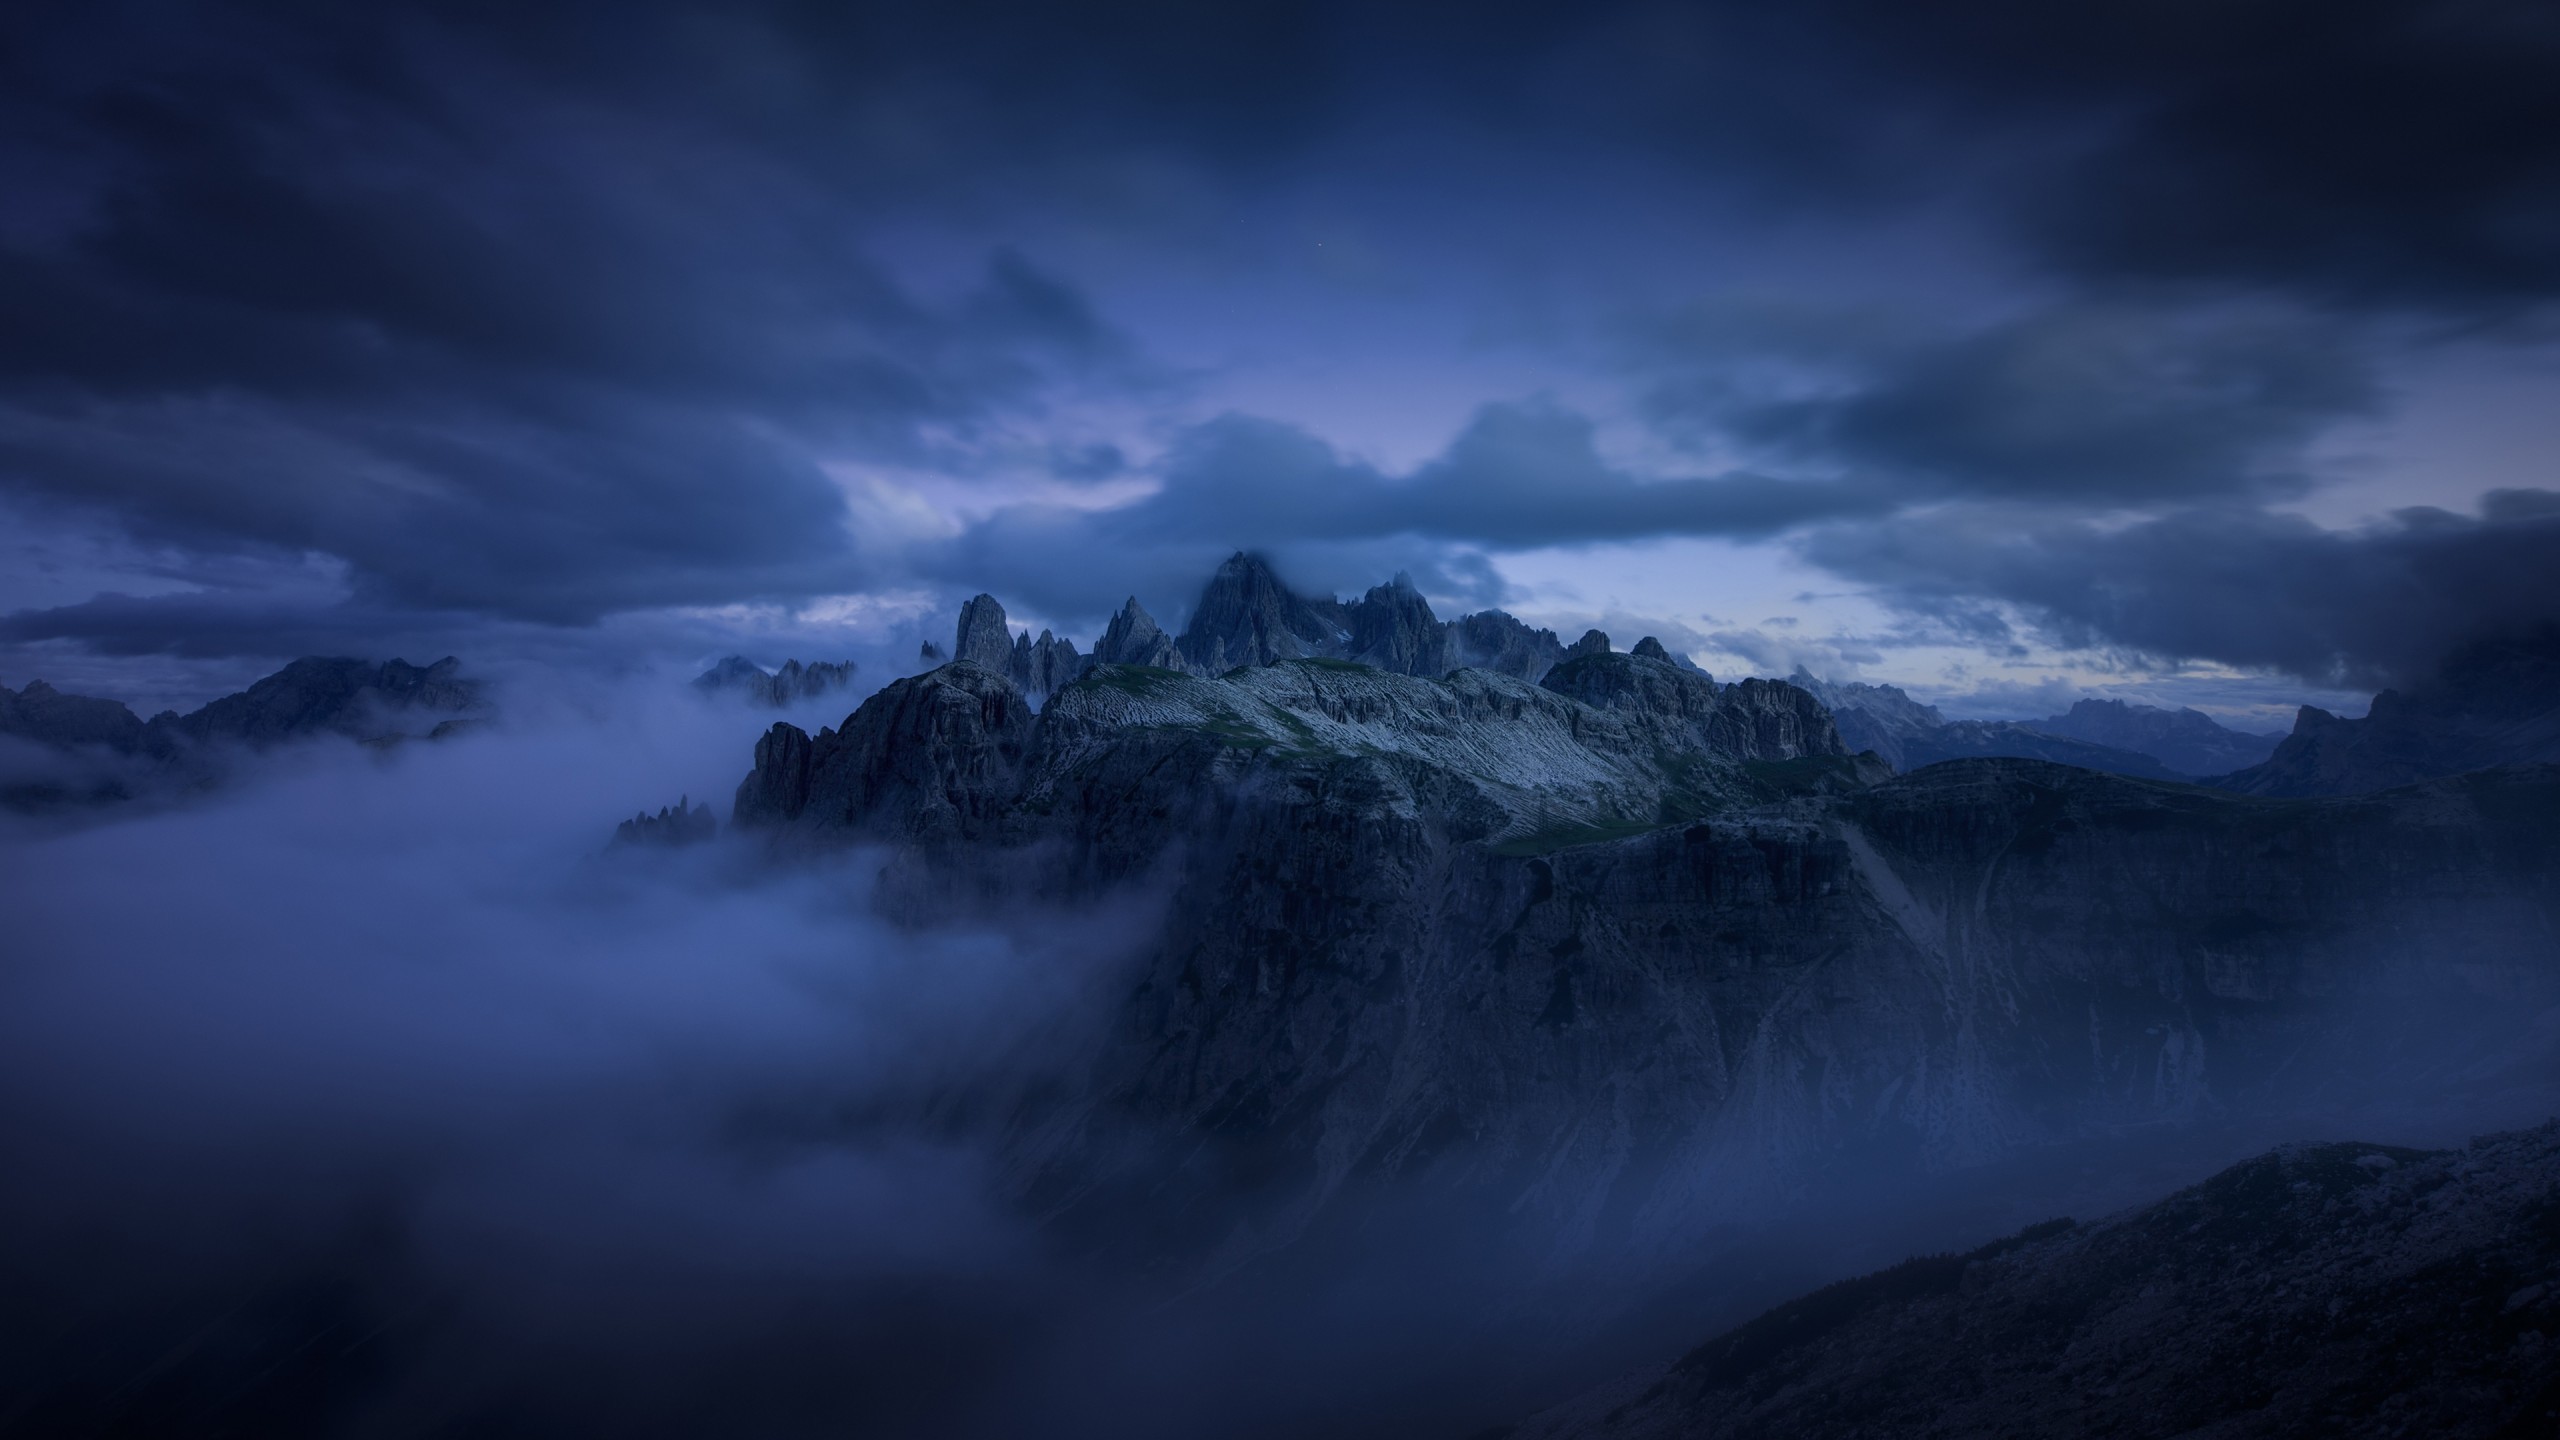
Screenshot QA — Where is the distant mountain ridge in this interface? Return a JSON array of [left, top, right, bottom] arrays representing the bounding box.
[[0, 656, 484, 810], [691, 655, 858, 707], [1787, 671, 2200, 780], [2027, 697, 2283, 775], [2216, 626, 2560, 796]]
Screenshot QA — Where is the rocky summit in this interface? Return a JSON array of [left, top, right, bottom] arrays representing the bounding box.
[[1512, 1121, 2560, 1440], [727, 569, 2560, 1281]]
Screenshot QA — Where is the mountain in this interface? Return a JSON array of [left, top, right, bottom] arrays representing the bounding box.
[[2028, 698, 2283, 776], [2218, 626, 2560, 796], [0, 656, 485, 810], [1090, 596, 1182, 670], [1789, 671, 2186, 780], [154, 656, 483, 747], [0, 678, 152, 753], [691, 656, 857, 707], [729, 608, 2560, 1277], [932, 558, 1585, 704], [1169, 553, 1575, 681], [1512, 1121, 2560, 1440]]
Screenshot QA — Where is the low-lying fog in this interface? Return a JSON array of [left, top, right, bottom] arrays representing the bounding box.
[[2, 671, 2551, 1438]]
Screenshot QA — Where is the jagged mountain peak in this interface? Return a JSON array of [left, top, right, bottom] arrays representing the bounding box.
[[1092, 596, 1180, 670], [954, 592, 1014, 671], [1177, 550, 1346, 673], [692, 655, 858, 708]]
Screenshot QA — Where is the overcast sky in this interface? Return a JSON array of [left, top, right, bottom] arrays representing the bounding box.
[[4, 0, 2557, 720]]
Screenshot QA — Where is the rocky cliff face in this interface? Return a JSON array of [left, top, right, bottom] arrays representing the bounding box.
[[2219, 627, 2560, 796], [1514, 1122, 2560, 1440], [732, 634, 2560, 1278]]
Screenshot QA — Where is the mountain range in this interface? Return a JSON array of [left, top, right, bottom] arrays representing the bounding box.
[[0, 657, 484, 810], [724, 558, 2560, 1299], [1787, 672, 2285, 782]]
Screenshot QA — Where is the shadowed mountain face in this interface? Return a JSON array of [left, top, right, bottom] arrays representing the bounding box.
[[2220, 627, 2560, 796], [732, 614, 2560, 1282], [1513, 1121, 2560, 1440]]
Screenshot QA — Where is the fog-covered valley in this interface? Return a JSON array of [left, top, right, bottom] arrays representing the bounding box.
[[7, 576, 2557, 1436]]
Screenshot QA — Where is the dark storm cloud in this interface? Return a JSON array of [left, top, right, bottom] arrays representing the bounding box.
[[0, 1, 1159, 626], [926, 401, 1885, 620], [1633, 304, 2380, 504], [4, 0, 2556, 671], [1142, 403, 1883, 545], [1997, 0, 2560, 307], [1801, 489, 2560, 686], [1520, 0, 2560, 309]]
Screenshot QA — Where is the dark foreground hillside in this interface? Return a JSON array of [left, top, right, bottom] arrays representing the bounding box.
[[1511, 1121, 2560, 1440]]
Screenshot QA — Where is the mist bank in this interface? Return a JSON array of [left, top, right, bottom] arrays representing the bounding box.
[[3, 649, 2556, 1437]]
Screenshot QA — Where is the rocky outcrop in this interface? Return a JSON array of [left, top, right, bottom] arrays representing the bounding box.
[[944, 593, 1093, 700], [734, 660, 1035, 845], [954, 593, 1016, 672], [2218, 626, 2560, 796], [1450, 607, 1569, 680], [1090, 597, 1182, 670], [691, 656, 857, 707], [1165, 552, 1570, 682], [611, 795, 717, 847], [1175, 552, 1349, 672], [2028, 697, 2282, 776], [1342, 573, 1449, 675], [1514, 1122, 2560, 1440], [1010, 629, 1084, 698]]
